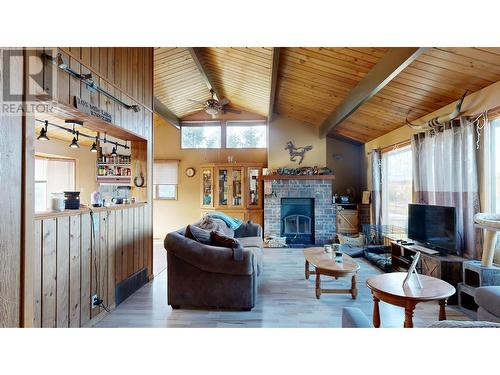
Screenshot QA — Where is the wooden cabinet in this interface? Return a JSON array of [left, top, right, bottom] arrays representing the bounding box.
[[390, 242, 464, 304], [200, 163, 264, 227], [335, 204, 359, 234]]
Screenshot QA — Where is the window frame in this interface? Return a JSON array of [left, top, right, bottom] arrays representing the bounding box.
[[225, 121, 267, 149], [154, 184, 178, 200], [381, 143, 413, 229], [180, 121, 222, 150]]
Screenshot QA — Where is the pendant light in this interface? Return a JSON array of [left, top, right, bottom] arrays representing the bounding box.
[[70, 130, 80, 149], [111, 144, 118, 157], [37, 120, 50, 141], [90, 135, 98, 153]]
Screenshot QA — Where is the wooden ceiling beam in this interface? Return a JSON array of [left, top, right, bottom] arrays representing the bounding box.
[[188, 47, 223, 101], [319, 47, 428, 138], [268, 47, 281, 121], [153, 96, 180, 129]]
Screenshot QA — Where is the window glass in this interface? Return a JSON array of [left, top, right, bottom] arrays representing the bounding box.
[[34, 157, 75, 212], [181, 124, 221, 149], [157, 184, 177, 199], [381, 145, 413, 229], [226, 123, 266, 148]]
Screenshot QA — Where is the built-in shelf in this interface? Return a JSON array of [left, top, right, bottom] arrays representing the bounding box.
[[97, 163, 131, 167], [262, 175, 335, 181], [97, 176, 131, 180]]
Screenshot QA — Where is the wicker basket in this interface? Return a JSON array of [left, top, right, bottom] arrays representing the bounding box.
[[264, 236, 288, 248]]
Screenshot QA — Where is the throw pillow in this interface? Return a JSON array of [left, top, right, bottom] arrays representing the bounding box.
[[338, 233, 365, 247], [211, 231, 244, 261], [184, 224, 211, 245]]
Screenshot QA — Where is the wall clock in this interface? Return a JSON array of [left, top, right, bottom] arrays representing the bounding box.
[[185, 167, 196, 177]]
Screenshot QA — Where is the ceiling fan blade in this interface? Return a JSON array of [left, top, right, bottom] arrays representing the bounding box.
[[187, 99, 207, 105], [219, 98, 230, 106], [224, 107, 241, 114]]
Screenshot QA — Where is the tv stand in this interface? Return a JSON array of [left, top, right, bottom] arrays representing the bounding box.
[[390, 241, 465, 304]]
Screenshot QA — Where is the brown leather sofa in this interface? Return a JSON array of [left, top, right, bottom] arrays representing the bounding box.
[[164, 221, 263, 310]]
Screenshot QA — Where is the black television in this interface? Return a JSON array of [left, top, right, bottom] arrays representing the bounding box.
[[407, 204, 457, 254]]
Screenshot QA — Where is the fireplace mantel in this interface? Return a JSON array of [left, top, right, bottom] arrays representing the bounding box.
[[262, 175, 335, 181]]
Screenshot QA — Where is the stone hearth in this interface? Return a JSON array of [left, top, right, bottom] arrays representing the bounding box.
[[264, 179, 335, 245]]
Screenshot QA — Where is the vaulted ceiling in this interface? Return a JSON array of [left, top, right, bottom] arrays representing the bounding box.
[[153, 47, 500, 144]]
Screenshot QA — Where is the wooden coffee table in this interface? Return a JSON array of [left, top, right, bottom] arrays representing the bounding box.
[[366, 272, 456, 328], [303, 247, 360, 299]]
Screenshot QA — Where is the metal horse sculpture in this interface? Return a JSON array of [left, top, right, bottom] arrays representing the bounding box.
[[285, 141, 313, 165], [406, 91, 468, 130]]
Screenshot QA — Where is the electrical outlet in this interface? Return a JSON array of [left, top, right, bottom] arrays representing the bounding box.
[[91, 294, 99, 309]]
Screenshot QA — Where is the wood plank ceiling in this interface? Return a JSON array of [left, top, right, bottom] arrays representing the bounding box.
[[154, 48, 211, 118], [328, 47, 500, 142], [154, 47, 273, 118], [154, 47, 500, 143]]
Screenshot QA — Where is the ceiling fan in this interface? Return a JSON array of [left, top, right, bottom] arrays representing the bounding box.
[[188, 89, 241, 118]]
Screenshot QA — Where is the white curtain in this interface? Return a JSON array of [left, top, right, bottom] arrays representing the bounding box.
[[370, 149, 382, 227], [411, 118, 481, 258]]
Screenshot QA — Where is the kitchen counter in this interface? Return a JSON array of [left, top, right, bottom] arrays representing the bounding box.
[[35, 202, 147, 220]]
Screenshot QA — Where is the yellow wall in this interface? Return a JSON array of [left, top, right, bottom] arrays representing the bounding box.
[[35, 137, 97, 205], [268, 115, 327, 169], [153, 120, 267, 238]]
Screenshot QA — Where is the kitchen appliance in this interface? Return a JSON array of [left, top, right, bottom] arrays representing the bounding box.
[[64, 191, 81, 209], [51, 193, 65, 212], [90, 191, 103, 207], [111, 197, 124, 204]]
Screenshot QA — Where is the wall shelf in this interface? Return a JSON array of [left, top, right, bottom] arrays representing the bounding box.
[[262, 175, 335, 181]]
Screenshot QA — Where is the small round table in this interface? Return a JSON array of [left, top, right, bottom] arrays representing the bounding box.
[[366, 272, 456, 328]]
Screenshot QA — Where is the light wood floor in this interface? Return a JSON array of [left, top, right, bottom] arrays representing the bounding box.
[[95, 246, 469, 328]]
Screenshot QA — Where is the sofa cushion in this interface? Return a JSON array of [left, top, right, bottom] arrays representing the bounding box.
[[238, 236, 264, 249], [475, 286, 500, 318], [184, 225, 211, 245], [198, 216, 234, 238], [210, 231, 243, 261], [238, 237, 263, 275]]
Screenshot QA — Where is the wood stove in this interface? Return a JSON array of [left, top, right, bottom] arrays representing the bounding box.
[[281, 198, 314, 245]]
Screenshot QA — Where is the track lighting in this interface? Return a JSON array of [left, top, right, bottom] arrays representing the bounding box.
[[90, 137, 97, 152], [37, 120, 50, 141], [35, 119, 129, 153], [55, 53, 67, 69], [70, 131, 80, 149]]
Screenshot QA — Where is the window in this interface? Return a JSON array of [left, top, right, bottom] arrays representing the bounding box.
[[154, 160, 178, 200], [381, 145, 413, 229], [226, 122, 267, 148], [35, 156, 76, 212], [181, 122, 221, 149]]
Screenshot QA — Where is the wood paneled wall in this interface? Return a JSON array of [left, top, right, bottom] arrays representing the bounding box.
[[0, 47, 155, 328], [33, 205, 149, 327], [39, 47, 153, 139], [0, 49, 24, 328]]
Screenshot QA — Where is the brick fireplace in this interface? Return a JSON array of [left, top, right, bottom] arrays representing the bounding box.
[[264, 178, 336, 245]]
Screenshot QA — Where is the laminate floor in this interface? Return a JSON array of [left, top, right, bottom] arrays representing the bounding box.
[[95, 247, 469, 328]]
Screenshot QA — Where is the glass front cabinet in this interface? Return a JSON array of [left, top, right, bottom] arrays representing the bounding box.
[[200, 163, 264, 227]]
